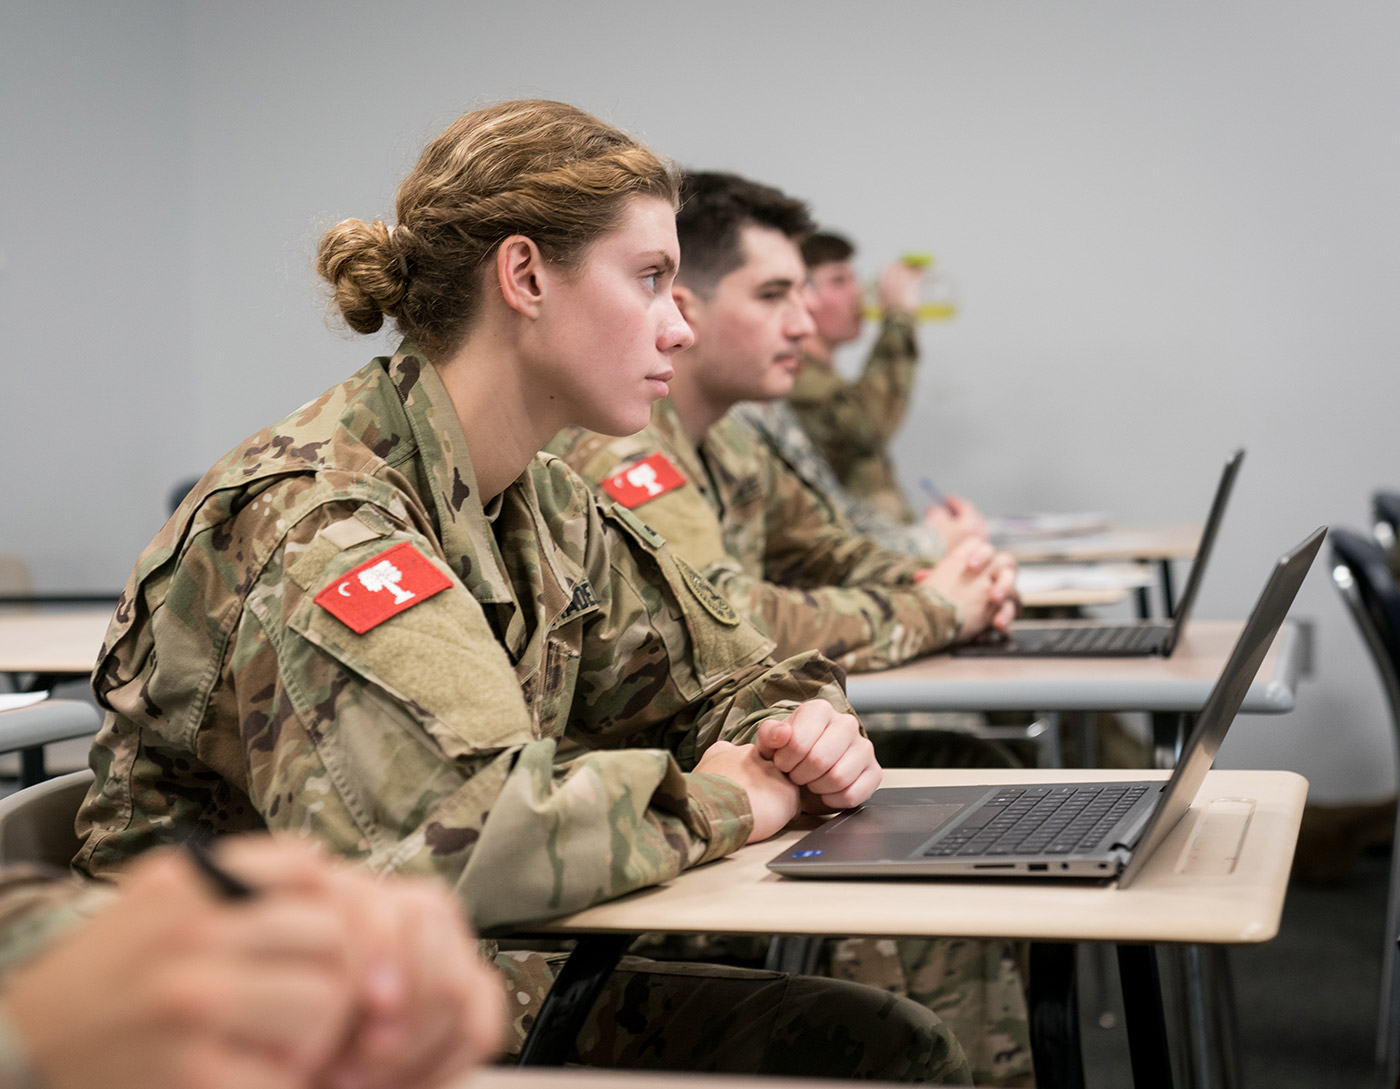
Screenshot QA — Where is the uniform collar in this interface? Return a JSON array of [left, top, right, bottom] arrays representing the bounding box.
[[381, 344, 528, 654], [649, 396, 717, 502]]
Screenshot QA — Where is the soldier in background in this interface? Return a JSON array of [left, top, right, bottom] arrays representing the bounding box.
[[549, 173, 1018, 676], [0, 836, 502, 1089], [70, 101, 967, 1083], [795, 231, 988, 549], [549, 170, 1032, 1087]]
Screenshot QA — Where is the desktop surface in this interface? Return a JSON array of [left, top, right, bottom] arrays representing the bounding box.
[[845, 620, 1300, 715], [528, 767, 1306, 947]]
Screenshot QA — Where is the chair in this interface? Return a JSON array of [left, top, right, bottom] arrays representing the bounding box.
[[1375, 491, 1400, 556], [1329, 527, 1400, 1088], [0, 768, 94, 869], [0, 699, 100, 788]]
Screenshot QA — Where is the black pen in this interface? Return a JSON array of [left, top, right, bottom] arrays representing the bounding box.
[[920, 477, 952, 511], [184, 835, 257, 900]]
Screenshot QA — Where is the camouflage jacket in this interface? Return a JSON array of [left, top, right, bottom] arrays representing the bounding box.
[[789, 314, 920, 524], [0, 870, 110, 976], [547, 397, 961, 673], [729, 400, 946, 561], [74, 346, 854, 937], [0, 868, 112, 1084]]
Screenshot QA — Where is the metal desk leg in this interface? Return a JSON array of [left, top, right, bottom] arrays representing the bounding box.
[[1159, 560, 1177, 620], [1172, 945, 1242, 1089], [517, 933, 632, 1066], [1029, 941, 1086, 1089], [1150, 712, 1188, 771], [19, 747, 47, 787], [764, 935, 822, 974], [1118, 944, 1175, 1089]]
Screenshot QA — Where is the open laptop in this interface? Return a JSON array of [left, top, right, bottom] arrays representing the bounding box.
[[768, 525, 1323, 887], [954, 449, 1244, 657]]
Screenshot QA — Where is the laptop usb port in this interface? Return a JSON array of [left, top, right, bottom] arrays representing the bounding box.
[[1028, 864, 1048, 872]]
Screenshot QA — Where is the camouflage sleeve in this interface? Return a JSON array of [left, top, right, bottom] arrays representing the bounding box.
[[760, 451, 929, 589], [789, 314, 920, 461], [0, 870, 113, 976], [846, 498, 948, 561], [598, 469, 959, 671], [234, 499, 800, 934], [703, 557, 962, 672], [0, 1007, 35, 1088], [553, 430, 958, 673]]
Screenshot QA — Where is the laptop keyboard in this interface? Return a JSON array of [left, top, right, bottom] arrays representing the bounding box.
[[922, 783, 1152, 857], [1027, 624, 1166, 653]]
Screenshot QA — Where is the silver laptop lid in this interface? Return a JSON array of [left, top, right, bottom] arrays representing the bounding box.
[[1117, 525, 1324, 887], [1160, 448, 1245, 654]]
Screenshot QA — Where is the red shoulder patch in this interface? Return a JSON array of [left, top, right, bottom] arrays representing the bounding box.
[[314, 541, 451, 634], [600, 453, 687, 508]]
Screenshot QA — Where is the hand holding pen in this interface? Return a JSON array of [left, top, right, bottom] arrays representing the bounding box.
[[0, 835, 503, 1089], [920, 479, 990, 551]]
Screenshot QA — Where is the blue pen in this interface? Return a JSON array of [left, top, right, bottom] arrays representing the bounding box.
[[919, 477, 950, 510]]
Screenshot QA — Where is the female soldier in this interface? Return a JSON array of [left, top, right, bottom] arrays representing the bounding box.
[[72, 101, 969, 1082]]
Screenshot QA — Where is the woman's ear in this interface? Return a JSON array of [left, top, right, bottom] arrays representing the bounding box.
[[496, 235, 545, 317]]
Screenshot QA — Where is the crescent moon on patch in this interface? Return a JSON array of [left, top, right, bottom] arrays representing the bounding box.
[[338, 582, 351, 596]]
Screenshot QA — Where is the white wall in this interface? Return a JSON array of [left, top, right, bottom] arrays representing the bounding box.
[[4, 0, 1397, 801], [1, 1, 194, 587]]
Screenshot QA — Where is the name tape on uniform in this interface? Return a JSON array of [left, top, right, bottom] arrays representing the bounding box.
[[315, 541, 451, 633], [601, 453, 686, 508]]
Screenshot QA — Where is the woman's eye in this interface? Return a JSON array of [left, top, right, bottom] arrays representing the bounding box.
[[642, 273, 659, 293]]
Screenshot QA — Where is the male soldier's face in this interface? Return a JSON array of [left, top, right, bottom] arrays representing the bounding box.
[[674, 224, 815, 409], [530, 195, 693, 436], [803, 259, 864, 345]]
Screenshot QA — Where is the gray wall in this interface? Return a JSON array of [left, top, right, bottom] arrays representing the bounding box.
[[3, 1, 1397, 801]]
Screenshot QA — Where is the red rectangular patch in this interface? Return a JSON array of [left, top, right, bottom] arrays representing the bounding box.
[[601, 453, 687, 508], [314, 541, 452, 634]]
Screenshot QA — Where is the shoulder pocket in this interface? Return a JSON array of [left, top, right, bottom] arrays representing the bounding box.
[[596, 506, 774, 694], [281, 536, 535, 756]]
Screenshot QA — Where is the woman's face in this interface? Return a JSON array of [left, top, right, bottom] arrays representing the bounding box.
[[529, 195, 693, 437]]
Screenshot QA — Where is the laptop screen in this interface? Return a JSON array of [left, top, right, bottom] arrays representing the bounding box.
[[1117, 525, 1324, 886], [1161, 448, 1245, 654]]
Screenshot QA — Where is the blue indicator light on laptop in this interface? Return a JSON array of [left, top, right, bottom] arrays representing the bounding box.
[[794, 849, 824, 858]]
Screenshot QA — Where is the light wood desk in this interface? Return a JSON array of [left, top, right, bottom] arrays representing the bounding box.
[[0, 608, 110, 678], [1005, 525, 1202, 566], [519, 767, 1307, 1089], [845, 619, 1301, 716], [0, 605, 112, 783], [1005, 524, 1202, 618], [1017, 561, 1153, 610]]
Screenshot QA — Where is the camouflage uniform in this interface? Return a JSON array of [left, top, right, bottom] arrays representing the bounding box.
[[789, 313, 921, 524], [546, 397, 963, 673], [0, 869, 112, 1087], [72, 346, 969, 1083], [548, 400, 1034, 1086], [729, 399, 946, 560]]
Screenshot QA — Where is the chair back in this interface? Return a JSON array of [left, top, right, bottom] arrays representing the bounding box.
[[0, 768, 94, 869], [0, 700, 100, 754], [1375, 491, 1400, 558], [1330, 527, 1400, 1086], [1331, 527, 1400, 674]]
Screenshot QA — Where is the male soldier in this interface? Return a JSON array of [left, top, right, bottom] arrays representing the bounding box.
[[548, 175, 1018, 674], [795, 231, 988, 546], [548, 172, 1032, 1086]]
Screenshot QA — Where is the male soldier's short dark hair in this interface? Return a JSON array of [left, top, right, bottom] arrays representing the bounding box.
[[801, 231, 855, 269], [676, 171, 814, 296]]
